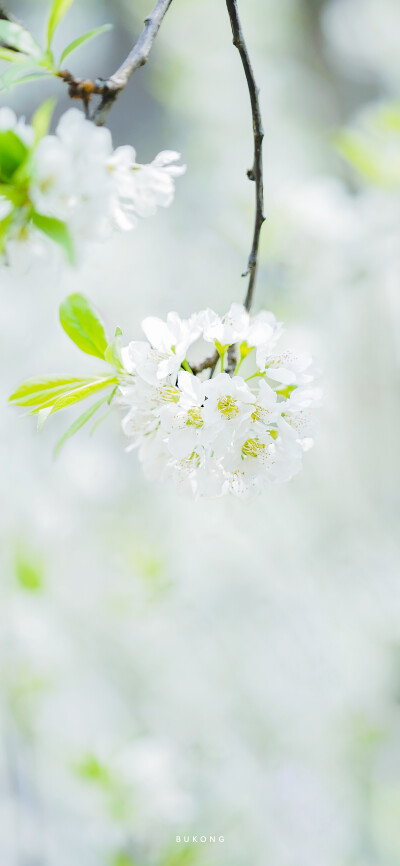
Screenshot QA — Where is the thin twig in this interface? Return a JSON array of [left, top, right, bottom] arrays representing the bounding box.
[[226, 344, 237, 374], [191, 345, 236, 377], [191, 351, 219, 376], [59, 0, 174, 126], [226, 0, 265, 313], [191, 2, 265, 378]]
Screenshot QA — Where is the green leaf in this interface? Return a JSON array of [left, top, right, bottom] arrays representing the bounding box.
[[55, 395, 109, 455], [0, 46, 30, 63], [59, 23, 112, 66], [0, 21, 43, 59], [31, 211, 75, 264], [0, 65, 51, 91], [9, 376, 99, 407], [0, 130, 29, 182], [0, 183, 18, 199], [10, 374, 117, 422], [0, 129, 29, 183], [89, 404, 114, 436], [105, 328, 124, 371], [49, 377, 117, 413], [59, 293, 109, 359], [46, 0, 75, 50], [32, 97, 56, 142], [276, 384, 297, 398]]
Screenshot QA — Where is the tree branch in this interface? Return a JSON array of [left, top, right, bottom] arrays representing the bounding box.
[[190, 3, 265, 378], [191, 351, 219, 376], [225, 0, 265, 312], [59, 0, 174, 126]]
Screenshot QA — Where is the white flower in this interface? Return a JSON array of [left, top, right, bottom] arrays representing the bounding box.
[[109, 146, 186, 230], [0, 106, 185, 270], [160, 371, 207, 459], [119, 377, 179, 446], [31, 109, 113, 244], [201, 303, 283, 361], [246, 310, 284, 366], [123, 312, 201, 385], [283, 385, 323, 412], [173, 450, 227, 498], [248, 379, 280, 432], [118, 304, 321, 498], [201, 373, 255, 455], [56, 108, 113, 165], [31, 136, 76, 221], [201, 303, 250, 346], [3, 223, 56, 275], [225, 429, 277, 498], [260, 351, 318, 385]]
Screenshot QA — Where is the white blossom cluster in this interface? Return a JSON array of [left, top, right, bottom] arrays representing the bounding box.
[[0, 106, 185, 269], [119, 303, 322, 498]]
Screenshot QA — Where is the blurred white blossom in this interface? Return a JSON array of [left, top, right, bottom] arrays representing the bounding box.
[[109, 147, 186, 230], [0, 107, 185, 271]]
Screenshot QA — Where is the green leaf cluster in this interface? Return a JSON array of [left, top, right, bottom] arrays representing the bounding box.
[[9, 294, 126, 454], [0, 0, 111, 91]]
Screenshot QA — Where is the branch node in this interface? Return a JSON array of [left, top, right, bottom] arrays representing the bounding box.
[[58, 0, 174, 125]]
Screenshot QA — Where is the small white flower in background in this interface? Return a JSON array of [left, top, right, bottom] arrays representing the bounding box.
[[109, 146, 186, 230], [0, 106, 185, 271], [118, 303, 322, 499]]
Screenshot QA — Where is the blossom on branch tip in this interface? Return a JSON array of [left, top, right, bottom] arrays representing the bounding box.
[[117, 303, 322, 499]]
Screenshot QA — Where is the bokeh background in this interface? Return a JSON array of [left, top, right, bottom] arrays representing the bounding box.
[[1, 1, 400, 864]]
